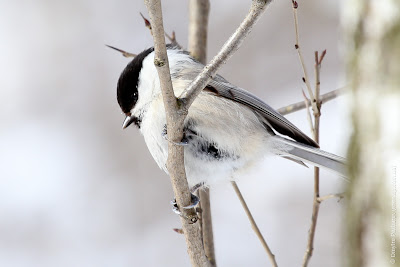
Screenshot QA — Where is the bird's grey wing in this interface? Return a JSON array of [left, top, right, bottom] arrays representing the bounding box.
[[206, 75, 319, 147]]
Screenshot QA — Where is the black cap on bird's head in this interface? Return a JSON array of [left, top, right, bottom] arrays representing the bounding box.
[[116, 47, 154, 129]]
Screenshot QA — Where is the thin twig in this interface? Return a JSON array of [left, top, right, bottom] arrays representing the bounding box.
[[140, 12, 152, 33], [231, 181, 278, 267], [180, 0, 273, 110], [290, 2, 329, 265], [105, 45, 136, 58], [301, 50, 324, 267], [165, 31, 182, 48], [301, 89, 315, 137], [317, 193, 344, 203], [277, 88, 344, 115], [187, 1, 216, 266], [140, 12, 183, 49], [291, 1, 318, 114]]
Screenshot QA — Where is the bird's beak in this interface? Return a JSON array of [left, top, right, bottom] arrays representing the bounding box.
[[122, 115, 135, 129]]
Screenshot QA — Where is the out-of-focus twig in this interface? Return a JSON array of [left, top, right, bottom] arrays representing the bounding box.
[[317, 193, 344, 203]]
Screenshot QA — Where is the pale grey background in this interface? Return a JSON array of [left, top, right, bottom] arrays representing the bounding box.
[[0, 1, 348, 266]]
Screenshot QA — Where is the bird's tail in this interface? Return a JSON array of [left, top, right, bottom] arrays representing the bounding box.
[[271, 136, 347, 178]]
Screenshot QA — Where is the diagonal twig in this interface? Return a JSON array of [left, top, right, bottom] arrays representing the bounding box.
[[180, 0, 274, 110], [105, 45, 136, 58], [231, 181, 278, 267]]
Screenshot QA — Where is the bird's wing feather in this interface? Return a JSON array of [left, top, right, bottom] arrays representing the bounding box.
[[205, 75, 319, 147]]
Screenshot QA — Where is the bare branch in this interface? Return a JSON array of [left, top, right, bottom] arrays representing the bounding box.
[[301, 50, 325, 267], [187, 1, 215, 266], [180, 0, 273, 109], [105, 45, 137, 58], [188, 0, 210, 63], [143, 0, 274, 266], [277, 88, 344, 115], [301, 89, 315, 137], [184, 1, 276, 263], [231, 181, 278, 267], [165, 30, 182, 49], [317, 193, 344, 203], [143, 1, 209, 266], [291, 1, 318, 114], [140, 12, 183, 49], [140, 12, 152, 33]]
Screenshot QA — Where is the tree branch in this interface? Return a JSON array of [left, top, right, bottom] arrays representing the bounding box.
[[144, 0, 273, 265], [301, 50, 325, 267], [317, 193, 344, 203], [187, 1, 216, 266], [291, 0, 318, 114], [188, 0, 210, 63], [277, 88, 344, 115], [143, 1, 209, 266], [180, 0, 273, 109], [231, 181, 278, 267]]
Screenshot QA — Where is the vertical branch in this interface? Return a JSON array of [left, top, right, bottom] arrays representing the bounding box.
[[291, 2, 329, 266], [188, 0, 210, 63], [302, 51, 323, 267], [188, 1, 216, 266], [143, 1, 210, 266]]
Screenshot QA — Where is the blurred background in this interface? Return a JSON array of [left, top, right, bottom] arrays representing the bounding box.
[[0, 0, 349, 266]]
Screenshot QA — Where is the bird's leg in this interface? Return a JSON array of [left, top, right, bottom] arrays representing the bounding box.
[[171, 183, 203, 215]]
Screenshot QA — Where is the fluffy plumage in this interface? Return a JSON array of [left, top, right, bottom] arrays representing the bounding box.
[[116, 46, 346, 188]]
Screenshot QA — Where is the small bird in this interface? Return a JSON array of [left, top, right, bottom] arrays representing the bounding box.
[[116, 45, 346, 193]]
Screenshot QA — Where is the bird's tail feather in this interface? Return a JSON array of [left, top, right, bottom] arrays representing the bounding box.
[[272, 136, 347, 179]]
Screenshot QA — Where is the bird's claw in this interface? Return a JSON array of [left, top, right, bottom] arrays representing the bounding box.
[[162, 127, 189, 146], [171, 193, 200, 223]]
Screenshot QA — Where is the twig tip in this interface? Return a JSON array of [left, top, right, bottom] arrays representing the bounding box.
[[140, 12, 152, 30]]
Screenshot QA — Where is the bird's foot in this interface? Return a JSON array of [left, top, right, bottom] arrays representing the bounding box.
[[171, 193, 200, 223], [162, 126, 189, 146]]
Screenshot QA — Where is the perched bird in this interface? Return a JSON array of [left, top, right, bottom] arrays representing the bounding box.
[[116, 45, 346, 193]]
